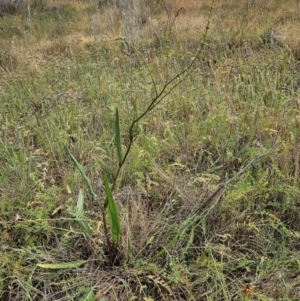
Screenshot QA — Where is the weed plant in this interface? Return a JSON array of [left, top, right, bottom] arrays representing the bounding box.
[[1, 0, 300, 300]]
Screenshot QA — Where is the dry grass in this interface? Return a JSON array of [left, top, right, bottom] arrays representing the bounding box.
[[1, 0, 300, 300]]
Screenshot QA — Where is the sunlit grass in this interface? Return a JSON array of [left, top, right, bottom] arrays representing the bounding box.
[[1, 0, 300, 300]]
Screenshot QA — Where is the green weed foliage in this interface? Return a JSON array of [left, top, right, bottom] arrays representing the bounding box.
[[1, 0, 300, 300]]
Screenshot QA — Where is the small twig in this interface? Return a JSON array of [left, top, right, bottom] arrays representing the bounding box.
[[195, 140, 280, 213], [197, 290, 212, 298], [168, 7, 185, 37]]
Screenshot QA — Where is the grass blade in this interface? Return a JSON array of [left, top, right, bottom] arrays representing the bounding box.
[[115, 107, 122, 165], [79, 289, 95, 301], [37, 260, 88, 269], [66, 147, 97, 202], [133, 102, 139, 136], [0, 269, 3, 295], [103, 173, 122, 245]]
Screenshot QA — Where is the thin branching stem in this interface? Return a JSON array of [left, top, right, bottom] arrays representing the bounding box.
[[111, 1, 215, 191]]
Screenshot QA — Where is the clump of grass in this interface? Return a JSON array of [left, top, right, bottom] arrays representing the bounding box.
[[1, 0, 300, 300]]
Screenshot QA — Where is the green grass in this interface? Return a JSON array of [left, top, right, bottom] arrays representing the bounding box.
[[1, 0, 300, 300]]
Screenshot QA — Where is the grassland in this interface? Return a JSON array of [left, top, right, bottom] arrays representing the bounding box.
[[1, 0, 300, 300]]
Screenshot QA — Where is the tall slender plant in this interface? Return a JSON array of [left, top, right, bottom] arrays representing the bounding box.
[[66, 1, 215, 265]]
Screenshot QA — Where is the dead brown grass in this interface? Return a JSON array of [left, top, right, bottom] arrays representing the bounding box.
[[2, 0, 300, 76]]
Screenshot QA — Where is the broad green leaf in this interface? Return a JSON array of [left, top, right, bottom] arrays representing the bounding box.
[[115, 108, 122, 164], [37, 260, 87, 269], [79, 289, 95, 301], [103, 173, 122, 244], [77, 188, 85, 215], [67, 189, 92, 236], [76, 189, 92, 236]]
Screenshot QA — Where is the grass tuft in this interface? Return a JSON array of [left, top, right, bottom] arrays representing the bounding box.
[[1, 0, 300, 300]]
